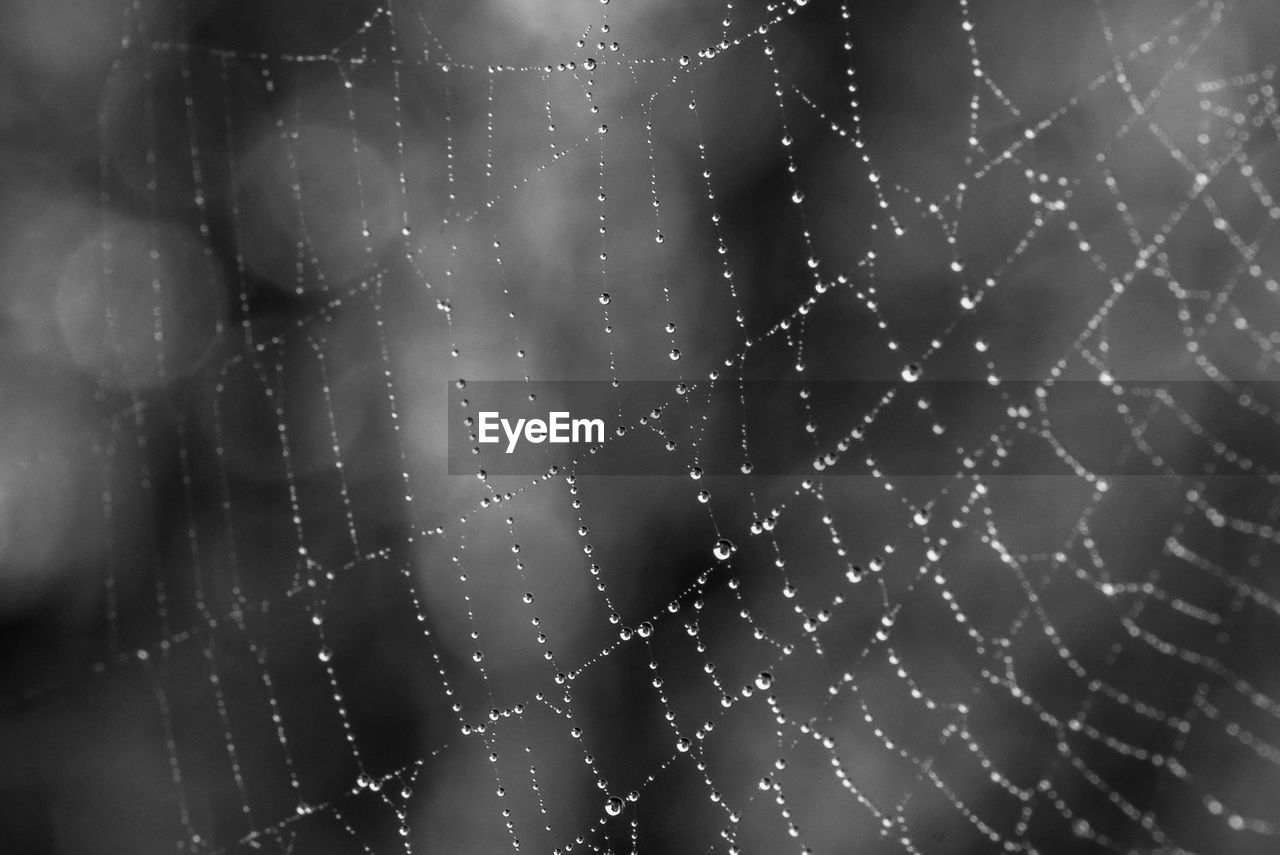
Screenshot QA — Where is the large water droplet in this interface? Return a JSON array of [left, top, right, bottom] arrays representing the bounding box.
[[901, 363, 921, 383], [755, 671, 773, 690], [713, 539, 735, 561], [605, 797, 623, 816]]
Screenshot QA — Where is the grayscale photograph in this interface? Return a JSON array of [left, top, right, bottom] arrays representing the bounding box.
[[1, 1, 1279, 853]]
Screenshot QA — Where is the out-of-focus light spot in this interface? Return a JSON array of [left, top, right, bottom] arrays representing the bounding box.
[[55, 218, 227, 390], [237, 124, 401, 292], [2, 191, 98, 358]]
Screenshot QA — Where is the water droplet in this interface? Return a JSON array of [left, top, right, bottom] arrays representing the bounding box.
[[755, 671, 773, 690], [318, 647, 333, 663], [597, 124, 608, 134], [901, 363, 921, 383], [669, 348, 681, 360], [605, 796, 624, 816], [676, 737, 692, 752], [598, 292, 611, 305], [697, 490, 711, 503], [583, 57, 597, 70], [713, 539, 735, 561]]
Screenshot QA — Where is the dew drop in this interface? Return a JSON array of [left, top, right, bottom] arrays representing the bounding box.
[[755, 671, 773, 690], [901, 363, 921, 383], [713, 539, 735, 561]]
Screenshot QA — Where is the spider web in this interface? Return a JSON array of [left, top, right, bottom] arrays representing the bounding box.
[[3, 0, 1280, 853]]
